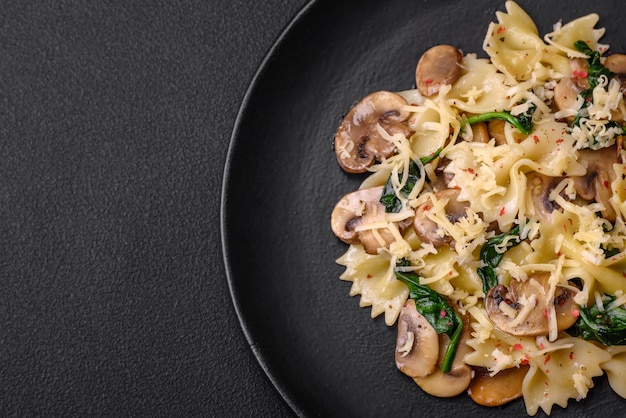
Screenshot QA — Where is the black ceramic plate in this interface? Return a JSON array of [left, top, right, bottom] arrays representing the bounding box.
[[222, 1, 626, 416]]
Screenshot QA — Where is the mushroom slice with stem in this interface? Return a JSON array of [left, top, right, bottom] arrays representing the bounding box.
[[413, 313, 472, 397], [331, 186, 412, 254], [413, 188, 469, 248], [395, 299, 439, 378], [334, 91, 412, 173], [468, 365, 529, 407], [527, 172, 566, 223], [485, 272, 579, 337], [415, 45, 462, 97], [571, 146, 618, 221]]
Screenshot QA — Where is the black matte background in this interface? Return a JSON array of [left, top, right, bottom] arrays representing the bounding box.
[[0, 0, 304, 416]]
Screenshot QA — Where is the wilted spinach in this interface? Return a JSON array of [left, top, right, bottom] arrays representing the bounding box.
[[568, 294, 626, 346]]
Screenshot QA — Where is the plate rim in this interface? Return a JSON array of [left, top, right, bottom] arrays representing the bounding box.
[[220, 1, 317, 416]]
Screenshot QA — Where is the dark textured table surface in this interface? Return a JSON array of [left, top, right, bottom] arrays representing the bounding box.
[[0, 0, 306, 415]]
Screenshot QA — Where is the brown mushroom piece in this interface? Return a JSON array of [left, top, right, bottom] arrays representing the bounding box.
[[416, 45, 462, 97], [470, 121, 490, 143], [468, 365, 529, 407], [527, 172, 566, 222], [571, 146, 618, 221], [553, 58, 589, 121], [487, 118, 525, 145], [486, 272, 579, 337], [331, 186, 412, 254], [604, 53, 626, 88], [334, 91, 412, 173], [395, 299, 439, 378], [604, 53, 626, 122], [413, 313, 472, 397], [413, 188, 469, 248]]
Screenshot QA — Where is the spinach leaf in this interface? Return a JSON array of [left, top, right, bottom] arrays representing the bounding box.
[[395, 265, 462, 373], [477, 225, 521, 294], [464, 104, 536, 136], [379, 149, 442, 213], [568, 294, 626, 345]]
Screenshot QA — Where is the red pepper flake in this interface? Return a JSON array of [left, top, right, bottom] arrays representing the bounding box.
[[533, 135, 540, 144], [497, 26, 506, 34], [538, 342, 545, 350], [520, 358, 529, 365], [424, 77, 433, 85], [556, 138, 564, 144], [440, 309, 447, 317], [604, 180, 610, 188], [544, 354, 551, 365], [572, 308, 580, 318], [543, 308, 549, 319], [513, 343, 523, 351], [366, 274, 373, 279], [557, 252, 562, 257], [495, 342, 502, 348], [499, 207, 506, 216], [423, 205, 431, 211], [467, 167, 475, 174], [569, 352, 574, 360], [448, 271, 453, 276]]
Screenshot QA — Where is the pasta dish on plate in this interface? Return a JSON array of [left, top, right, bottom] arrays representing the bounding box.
[[330, 1, 626, 415]]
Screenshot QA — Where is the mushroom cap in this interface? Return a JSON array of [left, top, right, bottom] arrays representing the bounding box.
[[604, 53, 626, 75], [395, 299, 439, 378], [468, 365, 529, 407], [413, 188, 469, 248], [415, 45, 462, 97], [485, 272, 579, 337], [334, 91, 412, 173], [331, 186, 412, 254]]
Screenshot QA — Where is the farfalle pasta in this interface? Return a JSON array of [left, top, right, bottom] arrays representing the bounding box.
[[330, 1, 626, 415]]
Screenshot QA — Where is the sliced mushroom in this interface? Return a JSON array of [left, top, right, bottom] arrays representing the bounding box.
[[414, 313, 472, 397], [416, 45, 462, 97], [486, 272, 579, 337], [331, 186, 412, 254], [468, 365, 529, 407], [604, 53, 626, 75], [334, 91, 412, 173], [413, 188, 469, 248], [434, 157, 455, 189], [553, 58, 589, 121], [470, 121, 490, 143], [604, 54, 626, 121], [395, 299, 439, 378], [571, 146, 618, 221], [487, 118, 525, 145], [527, 172, 565, 222], [604, 53, 626, 90]]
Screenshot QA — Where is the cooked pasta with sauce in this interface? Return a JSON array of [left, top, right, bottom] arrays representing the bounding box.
[[330, 1, 626, 415]]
